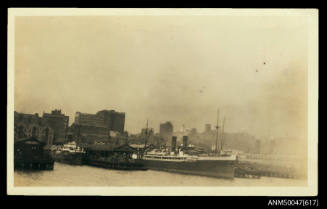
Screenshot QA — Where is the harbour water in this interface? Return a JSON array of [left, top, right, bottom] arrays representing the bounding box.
[[14, 162, 307, 187]]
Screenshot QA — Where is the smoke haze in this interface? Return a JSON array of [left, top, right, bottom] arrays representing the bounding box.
[[14, 15, 308, 140]]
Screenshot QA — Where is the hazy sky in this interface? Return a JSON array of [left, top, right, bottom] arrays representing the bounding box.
[[14, 15, 308, 138]]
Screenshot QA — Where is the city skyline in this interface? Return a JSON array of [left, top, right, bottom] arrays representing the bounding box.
[[12, 107, 302, 140], [14, 108, 220, 134]]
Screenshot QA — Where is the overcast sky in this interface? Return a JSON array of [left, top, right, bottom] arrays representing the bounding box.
[[14, 15, 308, 139]]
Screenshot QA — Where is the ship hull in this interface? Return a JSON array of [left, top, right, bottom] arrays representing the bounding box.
[[85, 159, 147, 171], [55, 152, 85, 165], [142, 159, 236, 179]]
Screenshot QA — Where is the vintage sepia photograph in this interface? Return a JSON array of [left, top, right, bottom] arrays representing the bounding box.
[[7, 8, 318, 196]]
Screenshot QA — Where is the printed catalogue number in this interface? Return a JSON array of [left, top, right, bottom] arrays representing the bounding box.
[[268, 199, 319, 207]]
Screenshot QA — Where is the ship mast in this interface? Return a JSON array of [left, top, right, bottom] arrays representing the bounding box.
[[139, 120, 149, 158], [221, 117, 225, 152], [144, 119, 149, 149], [215, 109, 219, 155]]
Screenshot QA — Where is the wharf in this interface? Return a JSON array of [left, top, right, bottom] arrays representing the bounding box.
[[82, 143, 147, 170], [235, 160, 298, 179]]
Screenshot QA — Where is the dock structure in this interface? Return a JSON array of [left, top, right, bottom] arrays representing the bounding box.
[[234, 161, 297, 179], [14, 137, 54, 170]]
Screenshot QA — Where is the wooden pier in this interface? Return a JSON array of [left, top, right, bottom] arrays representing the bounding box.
[[235, 162, 296, 179]]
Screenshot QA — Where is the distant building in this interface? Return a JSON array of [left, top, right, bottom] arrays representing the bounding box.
[[159, 121, 173, 143], [268, 139, 276, 154], [190, 128, 197, 135], [205, 124, 211, 133], [74, 112, 105, 128], [141, 128, 154, 138], [254, 139, 261, 154], [74, 110, 125, 133]]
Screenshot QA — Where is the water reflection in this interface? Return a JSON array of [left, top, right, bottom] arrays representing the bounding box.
[[14, 162, 307, 187]]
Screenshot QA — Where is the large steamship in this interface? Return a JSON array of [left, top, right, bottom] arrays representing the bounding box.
[[142, 137, 236, 179], [140, 113, 237, 179]]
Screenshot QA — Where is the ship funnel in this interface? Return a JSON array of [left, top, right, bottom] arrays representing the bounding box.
[[171, 136, 177, 153], [183, 136, 188, 148]]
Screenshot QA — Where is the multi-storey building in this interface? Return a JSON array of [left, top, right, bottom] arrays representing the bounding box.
[[42, 109, 69, 144], [74, 110, 125, 133], [14, 111, 55, 145], [96, 110, 125, 133], [72, 109, 125, 145], [159, 121, 173, 143]]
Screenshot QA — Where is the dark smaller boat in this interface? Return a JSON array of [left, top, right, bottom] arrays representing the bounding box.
[[55, 141, 85, 165], [83, 143, 147, 170], [14, 137, 54, 170]]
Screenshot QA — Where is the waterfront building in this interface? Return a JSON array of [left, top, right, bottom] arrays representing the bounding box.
[[15, 109, 70, 145], [69, 123, 109, 144], [14, 137, 54, 170], [14, 111, 55, 145]]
